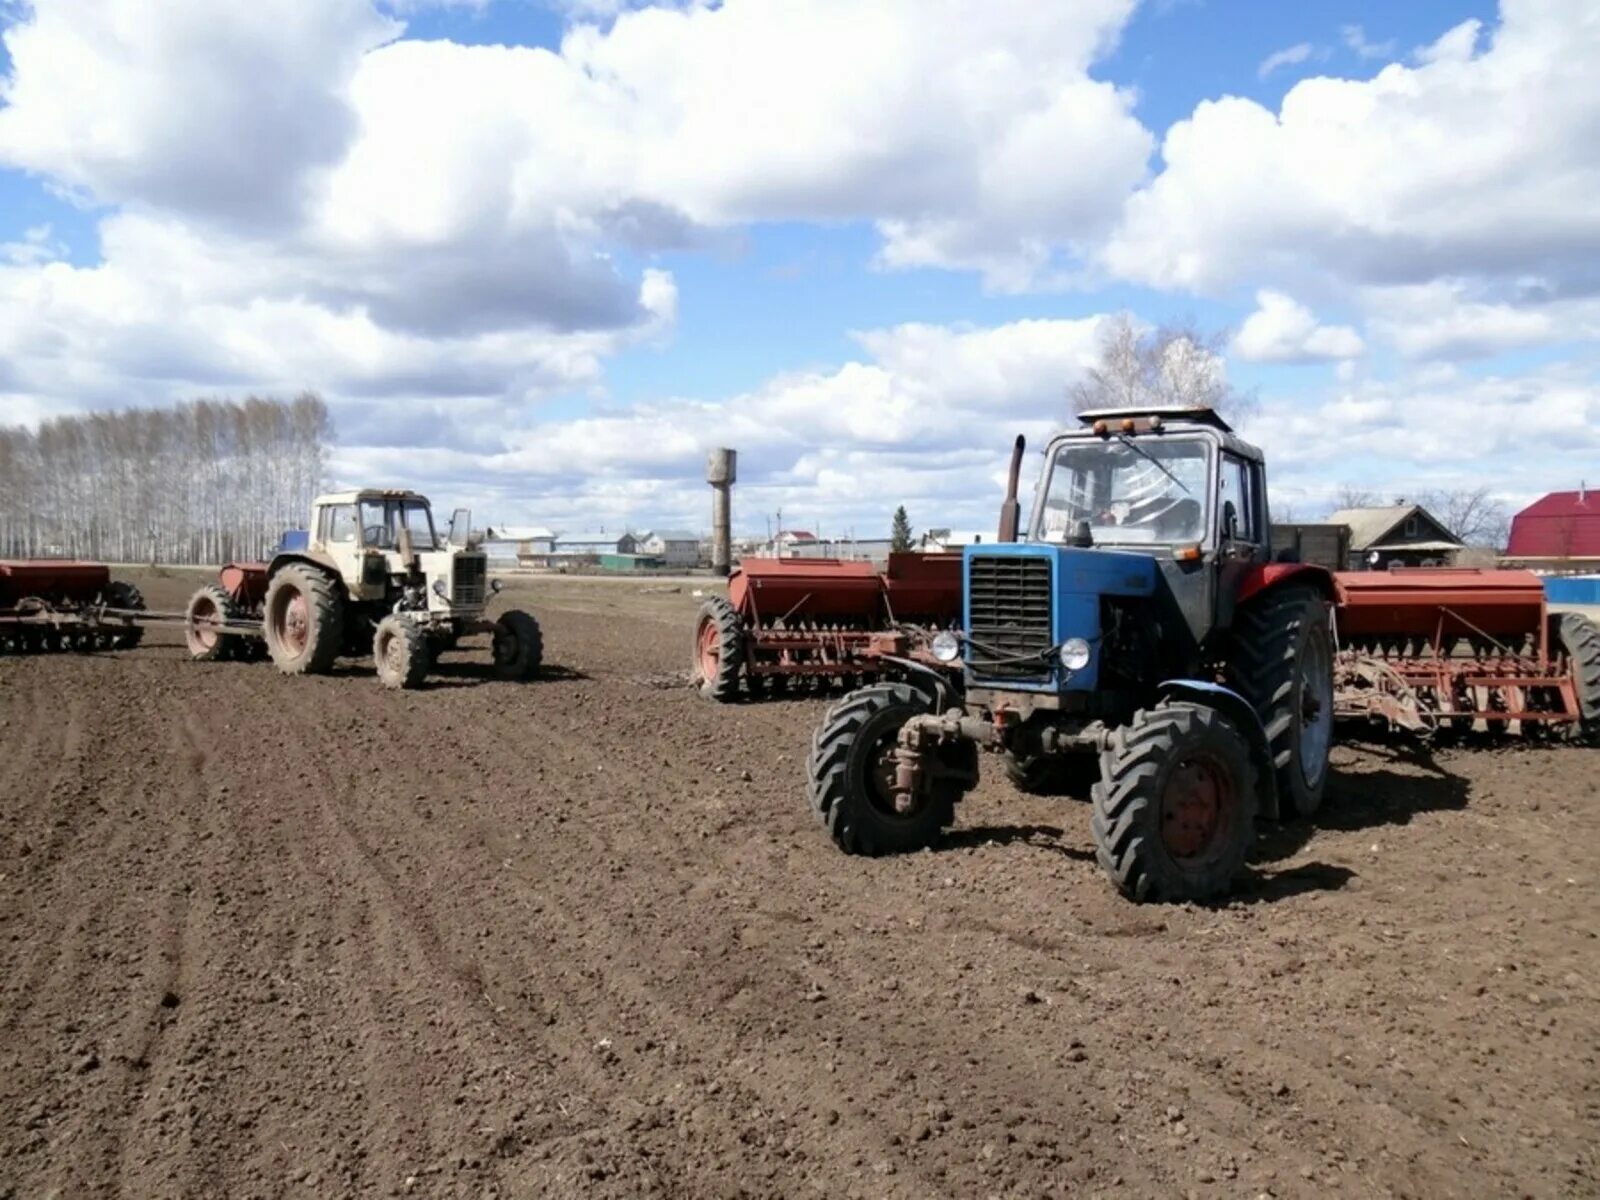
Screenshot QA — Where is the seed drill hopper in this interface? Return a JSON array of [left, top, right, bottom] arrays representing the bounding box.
[[1334, 568, 1599, 738], [691, 552, 962, 701]]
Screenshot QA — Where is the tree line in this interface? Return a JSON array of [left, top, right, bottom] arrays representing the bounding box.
[[0, 394, 332, 565]]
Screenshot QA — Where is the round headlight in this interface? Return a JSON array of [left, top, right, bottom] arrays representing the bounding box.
[[1059, 637, 1091, 671], [931, 630, 961, 663]]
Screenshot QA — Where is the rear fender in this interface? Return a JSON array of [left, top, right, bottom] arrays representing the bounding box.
[[266, 552, 345, 595], [1235, 562, 1335, 608], [1156, 679, 1279, 821]]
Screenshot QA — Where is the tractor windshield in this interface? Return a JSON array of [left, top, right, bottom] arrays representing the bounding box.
[[1033, 436, 1211, 546], [358, 498, 439, 551]]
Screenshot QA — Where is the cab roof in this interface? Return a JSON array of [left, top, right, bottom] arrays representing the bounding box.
[[1075, 405, 1234, 433], [314, 489, 431, 506]]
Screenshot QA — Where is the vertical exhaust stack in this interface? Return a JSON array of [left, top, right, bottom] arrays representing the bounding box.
[[997, 435, 1026, 542], [707, 448, 737, 577]]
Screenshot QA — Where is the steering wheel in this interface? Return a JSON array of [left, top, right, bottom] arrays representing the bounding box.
[[364, 524, 392, 549]]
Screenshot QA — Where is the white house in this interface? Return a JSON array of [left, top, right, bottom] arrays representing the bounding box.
[[921, 528, 993, 551], [639, 529, 701, 568], [482, 525, 556, 567]]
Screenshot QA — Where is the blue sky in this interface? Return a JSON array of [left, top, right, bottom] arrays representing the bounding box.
[[0, 0, 1593, 536]]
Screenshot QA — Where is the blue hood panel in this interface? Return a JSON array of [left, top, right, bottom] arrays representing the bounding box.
[[962, 543, 1158, 691]]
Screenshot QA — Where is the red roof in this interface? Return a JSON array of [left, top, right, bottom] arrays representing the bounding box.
[[1507, 490, 1600, 557]]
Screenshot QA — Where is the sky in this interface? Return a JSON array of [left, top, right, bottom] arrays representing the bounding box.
[[0, 0, 1595, 539]]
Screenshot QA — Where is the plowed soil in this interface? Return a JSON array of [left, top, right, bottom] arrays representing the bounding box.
[[2, 569, 1597, 1199]]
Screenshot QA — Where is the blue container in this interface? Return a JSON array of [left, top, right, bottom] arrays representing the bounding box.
[[1544, 575, 1600, 605], [278, 529, 309, 553]]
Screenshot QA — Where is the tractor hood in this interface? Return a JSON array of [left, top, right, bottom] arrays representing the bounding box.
[[962, 542, 1157, 692]]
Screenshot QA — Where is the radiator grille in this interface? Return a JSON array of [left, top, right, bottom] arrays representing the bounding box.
[[967, 555, 1054, 678], [451, 555, 487, 607]]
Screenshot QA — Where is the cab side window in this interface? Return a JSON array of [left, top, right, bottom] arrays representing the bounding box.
[[1218, 456, 1260, 543], [324, 504, 356, 544]]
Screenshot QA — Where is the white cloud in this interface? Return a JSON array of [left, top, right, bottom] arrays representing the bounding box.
[[332, 315, 1112, 531], [1103, 0, 1600, 306], [1340, 24, 1396, 60], [1232, 290, 1365, 363], [1260, 360, 1600, 513], [0, 0, 399, 229], [1258, 42, 1314, 79], [1362, 279, 1600, 359], [0, 0, 1156, 426]]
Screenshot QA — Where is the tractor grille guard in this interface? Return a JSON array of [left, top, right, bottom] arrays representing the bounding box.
[[451, 556, 487, 608], [967, 554, 1054, 679]]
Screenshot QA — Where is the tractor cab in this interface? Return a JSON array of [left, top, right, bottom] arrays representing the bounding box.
[[301, 490, 484, 615]]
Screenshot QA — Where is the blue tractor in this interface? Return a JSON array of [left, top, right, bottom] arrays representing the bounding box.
[[806, 407, 1337, 902]]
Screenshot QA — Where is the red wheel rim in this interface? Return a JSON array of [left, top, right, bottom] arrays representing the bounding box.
[[1160, 754, 1230, 860], [188, 597, 219, 653], [280, 590, 309, 655], [696, 618, 721, 681]]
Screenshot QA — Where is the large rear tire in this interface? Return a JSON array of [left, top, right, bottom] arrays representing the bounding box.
[[492, 609, 543, 680], [1226, 585, 1333, 818], [1556, 612, 1600, 740], [1092, 701, 1258, 903], [374, 613, 430, 690], [692, 596, 745, 702], [807, 683, 975, 855], [263, 563, 343, 676], [185, 584, 238, 661]]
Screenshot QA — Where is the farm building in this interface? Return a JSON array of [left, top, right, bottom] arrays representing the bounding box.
[[639, 530, 701, 568], [1269, 523, 1351, 572], [1326, 504, 1462, 570], [766, 530, 819, 556], [554, 531, 639, 558], [481, 526, 555, 568], [1506, 489, 1600, 563]]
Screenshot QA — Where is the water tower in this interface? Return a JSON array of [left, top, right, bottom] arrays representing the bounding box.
[[707, 448, 737, 576]]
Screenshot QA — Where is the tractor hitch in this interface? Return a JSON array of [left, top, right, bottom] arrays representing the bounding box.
[[890, 711, 993, 813]]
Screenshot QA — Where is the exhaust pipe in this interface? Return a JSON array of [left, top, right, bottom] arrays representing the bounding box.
[[997, 435, 1026, 542]]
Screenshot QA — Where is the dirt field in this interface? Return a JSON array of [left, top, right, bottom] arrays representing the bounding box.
[[3, 568, 1597, 1199]]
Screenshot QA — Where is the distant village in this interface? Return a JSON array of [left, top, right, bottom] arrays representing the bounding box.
[[486, 486, 1599, 577]]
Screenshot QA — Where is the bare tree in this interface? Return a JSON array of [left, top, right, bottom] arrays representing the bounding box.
[[0, 393, 331, 564], [1069, 313, 1258, 421], [1418, 486, 1510, 550], [1333, 485, 1380, 511]]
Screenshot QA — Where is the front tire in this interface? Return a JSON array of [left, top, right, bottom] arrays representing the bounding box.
[[263, 564, 343, 675], [692, 596, 745, 702], [1092, 702, 1257, 903], [1227, 585, 1333, 818], [492, 609, 543, 680], [374, 614, 430, 689], [807, 683, 974, 855]]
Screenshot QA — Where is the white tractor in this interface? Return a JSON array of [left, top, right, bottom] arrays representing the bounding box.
[[254, 489, 541, 689]]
